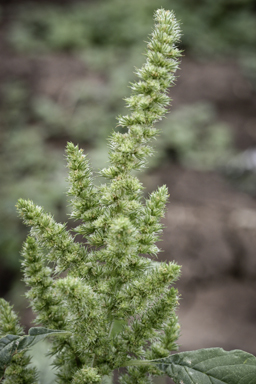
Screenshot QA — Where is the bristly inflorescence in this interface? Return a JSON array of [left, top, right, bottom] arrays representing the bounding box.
[[14, 9, 182, 384]]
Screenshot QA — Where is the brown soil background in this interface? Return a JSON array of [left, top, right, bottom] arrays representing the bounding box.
[[147, 58, 256, 356]]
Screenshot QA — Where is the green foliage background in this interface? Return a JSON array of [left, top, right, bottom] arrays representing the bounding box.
[[1, 0, 255, 311], [8, 0, 256, 57]]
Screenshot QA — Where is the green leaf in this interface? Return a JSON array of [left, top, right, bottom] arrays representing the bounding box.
[[156, 348, 256, 384], [0, 334, 20, 378], [0, 327, 70, 379], [109, 319, 126, 338]]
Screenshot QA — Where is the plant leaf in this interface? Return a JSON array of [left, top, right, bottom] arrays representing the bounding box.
[[109, 319, 126, 338], [0, 327, 70, 379], [0, 334, 20, 378], [155, 348, 256, 384]]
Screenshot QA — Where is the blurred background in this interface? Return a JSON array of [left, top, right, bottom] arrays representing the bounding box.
[[0, 0, 256, 382]]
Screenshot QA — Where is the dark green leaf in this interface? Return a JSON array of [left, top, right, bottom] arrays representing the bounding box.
[[0, 327, 70, 379], [156, 348, 256, 384], [0, 334, 20, 378], [17, 327, 70, 351], [0, 334, 20, 353]]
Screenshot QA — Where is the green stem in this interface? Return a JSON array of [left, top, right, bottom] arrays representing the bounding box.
[[91, 354, 96, 368], [120, 359, 152, 368], [120, 355, 174, 368], [108, 320, 114, 338]]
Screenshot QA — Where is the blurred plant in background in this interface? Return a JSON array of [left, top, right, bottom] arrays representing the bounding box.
[[153, 103, 234, 170], [28, 341, 56, 384], [7, 0, 256, 58], [0, 81, 66, 282]]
